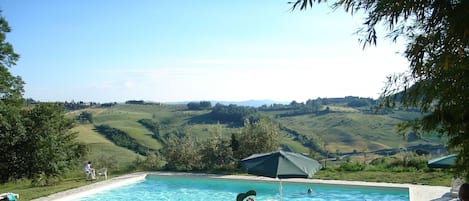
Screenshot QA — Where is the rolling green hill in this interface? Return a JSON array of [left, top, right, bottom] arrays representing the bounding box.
[[71, 123, 141, 167], [70, 99, 446, 166]]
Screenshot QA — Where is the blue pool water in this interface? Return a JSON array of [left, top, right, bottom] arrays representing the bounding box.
[[80, 175, 409, 201]]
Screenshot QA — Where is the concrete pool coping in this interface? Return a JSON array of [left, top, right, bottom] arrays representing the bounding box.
[[31, 171, 456, 201]]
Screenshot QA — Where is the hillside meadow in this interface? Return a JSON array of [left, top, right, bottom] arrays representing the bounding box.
[[67, 100, 448, 172], [2, 100, 453, 200]]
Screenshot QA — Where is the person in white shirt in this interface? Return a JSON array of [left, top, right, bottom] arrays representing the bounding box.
[[84, 161, 96, 179]]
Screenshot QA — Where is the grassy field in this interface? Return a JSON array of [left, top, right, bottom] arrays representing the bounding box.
[[64, 103, 450, 170], [0, 170, 128, 201], [66, 103, 448, 172], [72, 123, 141, 167], [315, 170, 453, 186], [74, 103, 445, 154], [272, 112, 442, 153]]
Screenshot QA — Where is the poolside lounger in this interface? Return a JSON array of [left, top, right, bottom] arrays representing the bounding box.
[[97, 168, 108, 179]]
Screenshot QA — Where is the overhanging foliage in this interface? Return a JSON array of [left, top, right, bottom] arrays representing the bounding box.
[[290, 0, 469, 180]]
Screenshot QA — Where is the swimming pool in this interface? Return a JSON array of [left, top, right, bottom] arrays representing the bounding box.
[[80, 174, 409, 201]]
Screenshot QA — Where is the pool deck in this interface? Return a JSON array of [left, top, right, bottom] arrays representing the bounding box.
[[31, 171, 457, 201]]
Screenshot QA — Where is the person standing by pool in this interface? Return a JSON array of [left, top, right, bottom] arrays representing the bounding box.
[[84, 161, 96, 179], [460, 183, 469, 201]]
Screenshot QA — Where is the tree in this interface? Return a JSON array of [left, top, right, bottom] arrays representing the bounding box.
[[230, 133, 240, 158], [322, 141, 328, 168], [210, 103, 258, 125], [187, 101, 212, 110], [237, 118, 280, 159], [0, 12, 26, 183], [164, 134, 202, 171], [200, 124, 233, 169], [305, 98, 323, 112], [0, 13, 86, 184], [77, 111, 93, 123], [291, 0, 469, 180], [22, 103, 87, 185], [140, 152, 164, 171]]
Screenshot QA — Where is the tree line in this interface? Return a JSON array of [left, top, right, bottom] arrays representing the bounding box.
[[162, 118, 280, 171], [94, 125, 156, 156], [137, 118, 164, 143], [209, 103, 258, 125]]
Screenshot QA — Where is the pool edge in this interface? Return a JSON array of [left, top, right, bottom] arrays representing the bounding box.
[[31, 172, 147, 201], [31, 171, 452, 201]]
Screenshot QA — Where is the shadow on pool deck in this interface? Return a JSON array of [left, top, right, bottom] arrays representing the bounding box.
[[31, 171, 452, 201]]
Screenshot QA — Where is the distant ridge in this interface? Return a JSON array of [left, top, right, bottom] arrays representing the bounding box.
[[166, 100, 289, 107], [163, 96, 378, 107], [213, 100, 290, 107]]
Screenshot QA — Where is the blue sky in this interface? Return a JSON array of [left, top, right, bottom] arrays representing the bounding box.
[[0, 1, 408, 103]]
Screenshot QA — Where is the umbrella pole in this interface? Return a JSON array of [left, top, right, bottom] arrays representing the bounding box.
[[279, 179, 282, 201]]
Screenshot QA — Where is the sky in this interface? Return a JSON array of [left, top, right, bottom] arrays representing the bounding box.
[[0, 1, 409, 103]]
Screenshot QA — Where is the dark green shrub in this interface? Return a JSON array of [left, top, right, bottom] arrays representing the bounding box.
[[338, 162, 365, 172], [370, 155, 428, 172]]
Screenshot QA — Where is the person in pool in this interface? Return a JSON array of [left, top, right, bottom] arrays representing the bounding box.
[[236, 190, 256, 201], [460, 183, 469, 201], [307, 188, 313, 194]]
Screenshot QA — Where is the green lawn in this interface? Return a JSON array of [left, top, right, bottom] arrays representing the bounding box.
[[0, 171, 110, 201], [315, 170, 452, 186]]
